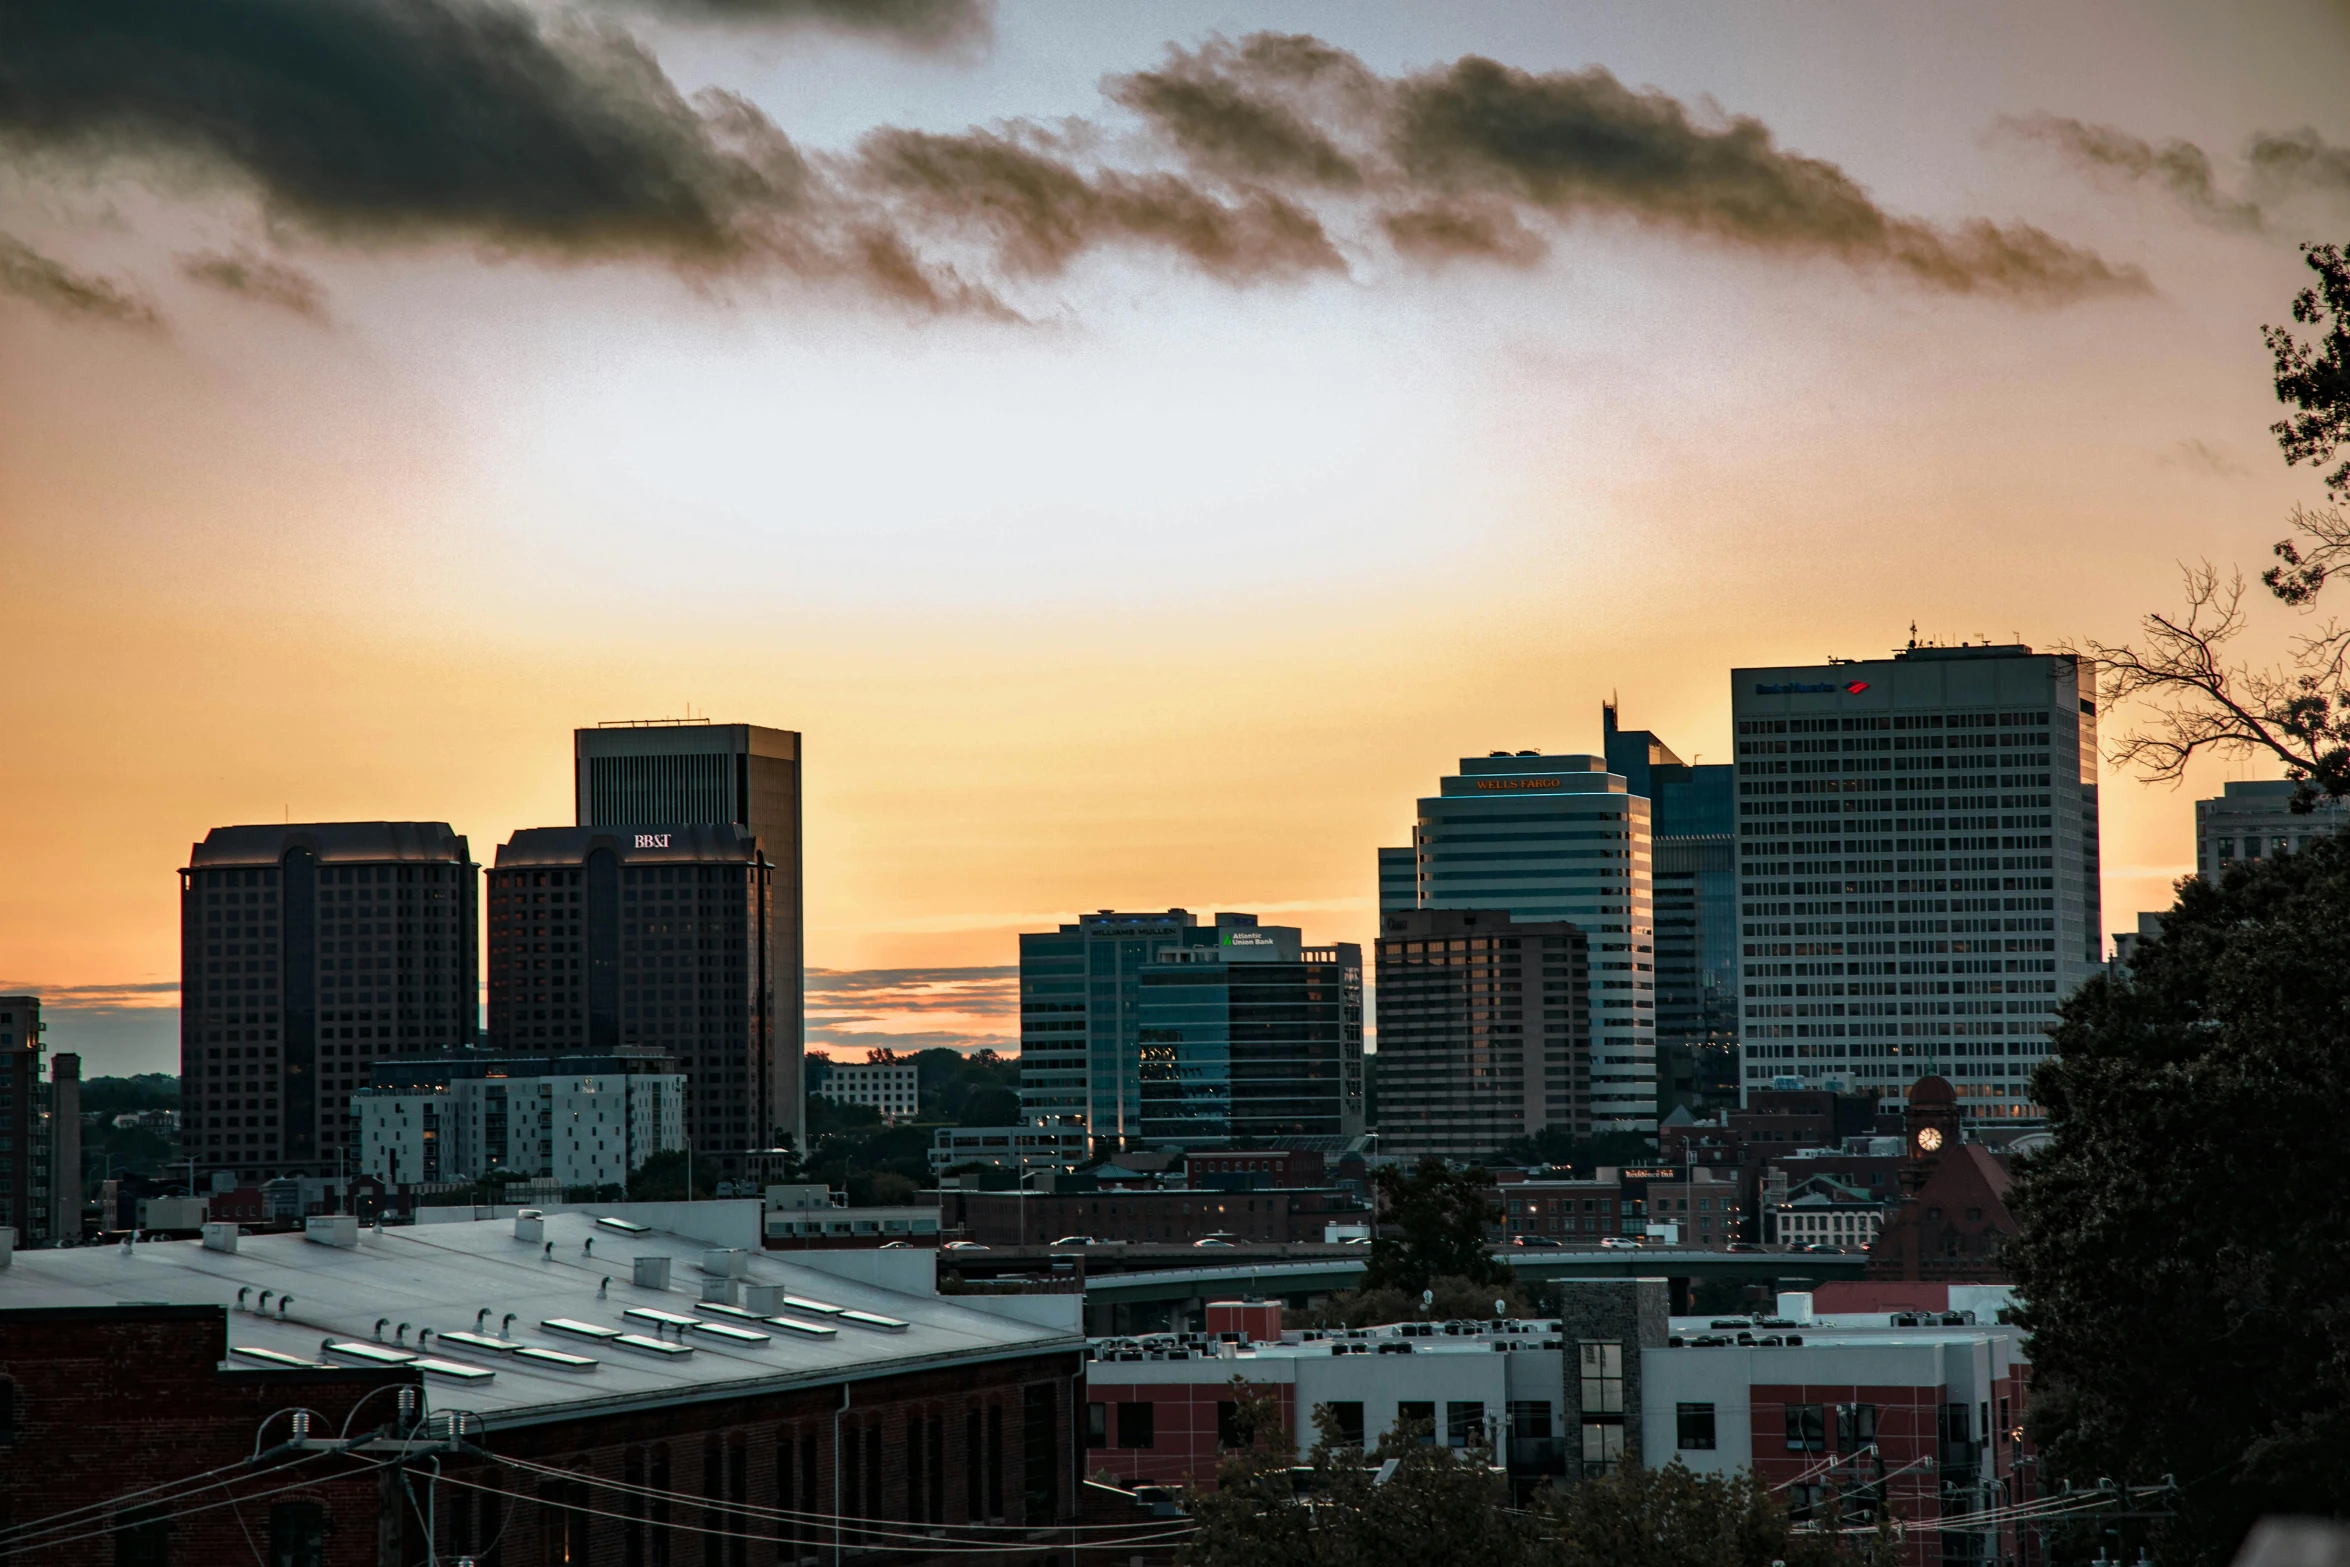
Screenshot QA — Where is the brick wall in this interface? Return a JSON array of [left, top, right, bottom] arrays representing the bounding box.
[[0, 1305, 415, 1567], [0, 1305, 1087, 1567]]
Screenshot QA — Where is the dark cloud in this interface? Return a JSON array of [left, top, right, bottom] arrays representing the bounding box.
[[1107, 34, 1368, 188], [2002, 114, 2263, 230], [0, 8, 2142, 319], [0, 232, 158, 326], [860, 125, 1341, 281], [2248, 127, 2350, 200], [0, 0, 799, 258], [610, 0, 991, 51], [177, 247, 328, 317], [1102, 42, 2144, 301], [1377, 198, 1545, 266], [1379, 59, 2143, 298]]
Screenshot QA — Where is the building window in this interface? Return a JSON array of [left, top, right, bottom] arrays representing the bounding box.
[[1837, 1404, 1878, 1452], [1785, 1403, 1827, 1453], [1085, 1403, 1107, 1449], [1579, 1343, 1624, 1414], [1397, 1401, 1436, 1446], [268, 1502, 326, 1567], [113, 1505, 170, 1567], [1116, 1402, 1155, 1450], [1445, 1403, 1486, 1449], [1580, 1421, 1625, 1477], [1319, 1402, 1366, 1449], [1676, 1403, 1717, 1451]]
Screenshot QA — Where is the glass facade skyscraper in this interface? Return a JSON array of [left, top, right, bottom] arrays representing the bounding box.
[[1136, 928, 1365, 1147], [1604, 706, 1739, 1118], [1731, 644, 2100, 1126], [1018, 910, 1363, 1152], [1380, 752, 1657, 1134]]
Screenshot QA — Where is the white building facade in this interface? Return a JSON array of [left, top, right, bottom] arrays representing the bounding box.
[[1732, 644, 2100, 1127], [1381, 752, 1657, 1134], [817, 1059, 920, 1122], [354, 1052, 684, 1188]]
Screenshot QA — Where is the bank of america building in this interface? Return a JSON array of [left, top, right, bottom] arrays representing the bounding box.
[[1732, 644, 2100, 1126]]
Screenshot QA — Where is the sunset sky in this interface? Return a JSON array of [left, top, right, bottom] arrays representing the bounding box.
[[4, 0, 2347, 1074]]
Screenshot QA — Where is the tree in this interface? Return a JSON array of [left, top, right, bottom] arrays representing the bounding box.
[[2005, 838, 2350, 1566], [1490, 1126, 1657, 1172], [1180, 1387, 1895, 1567], [1361, 1157, 1508, 1294], [2089, 242, 2350, 800], [626, 1148, 718, 1201]]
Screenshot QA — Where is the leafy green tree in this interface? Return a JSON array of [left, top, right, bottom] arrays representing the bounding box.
[[1490, 1126, 1657, 1172], [2007, 838, 2350, 1565], [1291, 1274, 1532, 1330], [626, 1148, 719, 1201], [1361, 1157, 1508, 1294], [1180, 1385, 1894, 1567]]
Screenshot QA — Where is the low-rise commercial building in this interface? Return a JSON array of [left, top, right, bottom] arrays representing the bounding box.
[[1082, 1285, 2031, 1567], [931, 1122, 1093, 1176]]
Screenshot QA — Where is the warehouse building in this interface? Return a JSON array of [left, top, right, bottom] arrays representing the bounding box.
[[0, 1203, 1128, 1566]]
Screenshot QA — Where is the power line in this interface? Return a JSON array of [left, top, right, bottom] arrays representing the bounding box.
[[429, 1471, 1195, 1557]]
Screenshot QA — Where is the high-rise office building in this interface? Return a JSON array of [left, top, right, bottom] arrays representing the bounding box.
[[1379, 752, 1658, 1133], [181, 824, 478, 1175], [1134, 926, 1364, 1147], [1372, 909, 1590, 1158], [49, 1049, 79, 1240], [2193, 778, 2347, 881], [1604, 705, 1739, 1117], [1731, 643, 2100, 1127], [491, 826, 778, 1165], [0, 997, 53, 1245], [576, 721, 805, 1151], [1018, 910, 1361, 1152], [1018, 910, 1211, 1142]]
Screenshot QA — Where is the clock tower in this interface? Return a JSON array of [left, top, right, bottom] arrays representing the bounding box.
[[1900, 1075, 1961, 1195]]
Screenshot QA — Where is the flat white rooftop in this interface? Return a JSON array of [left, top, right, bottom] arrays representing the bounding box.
[[0, 1210, 1077, 1429]]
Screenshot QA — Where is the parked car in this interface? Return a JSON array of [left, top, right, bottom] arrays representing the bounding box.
[[1192, 1237, 1235, 1248], [1511, 1235, 1563, 1248], [942, 1240, 990, 1251], [1050, 1235, 1098, 1247], [1727, 1241, 1764, 1253], [1598, 1236, 1642, 1250]]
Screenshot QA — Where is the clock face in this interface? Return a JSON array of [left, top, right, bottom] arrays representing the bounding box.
[[1917, 1127, 1944, 1153]]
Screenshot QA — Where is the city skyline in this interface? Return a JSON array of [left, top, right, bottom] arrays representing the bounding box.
[[5, 1, 2348, 1074]]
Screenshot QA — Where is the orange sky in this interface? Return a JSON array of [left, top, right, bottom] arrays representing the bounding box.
[[2, 0, 2344, 1072]]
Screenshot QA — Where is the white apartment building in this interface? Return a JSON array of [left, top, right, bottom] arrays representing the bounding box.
[[817, 1059, 920, 1122], [353, 1051, 684, 1189], [1380, 752, 1657, 1134], [1731, 643, 2101, 1127]]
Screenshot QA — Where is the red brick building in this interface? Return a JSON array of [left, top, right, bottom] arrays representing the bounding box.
[[1182, 1149, 1327, 1189], [0, 1206, 1171, 1566], [1867, 1078, 2019, 1283]]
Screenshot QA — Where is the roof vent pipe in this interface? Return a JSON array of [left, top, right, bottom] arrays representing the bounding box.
[[277, 1296, 291, 1321], [501, 1313, 516, 1338], [258, 1290, 274, 1315], [374, 1318, 390, 1342], [477, 1309, 491, 1332], [396, 1323, 410, 1345], [238, 1287, 253, 1311]]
